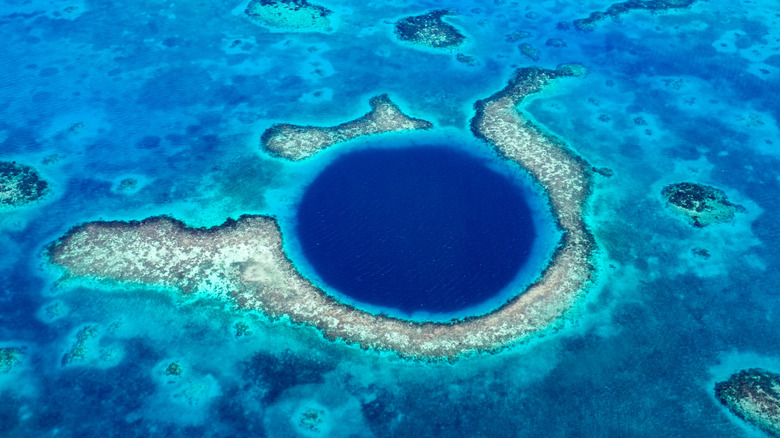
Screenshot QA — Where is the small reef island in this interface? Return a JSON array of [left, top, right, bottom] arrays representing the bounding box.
[[261, 94, 433, 161], [0, 161, 49, 209], [394, 10, 466, 50], [48, 64, 597, 360], [662, 182, 744, 228], [716, 369, 780, 436], [243, 0, 334, 32]]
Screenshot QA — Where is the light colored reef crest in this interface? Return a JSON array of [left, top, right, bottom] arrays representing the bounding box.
[[261, 94, 433, 161], [48, 65, 597, 360]]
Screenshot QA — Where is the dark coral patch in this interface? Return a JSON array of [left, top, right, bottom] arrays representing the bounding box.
[[661, 182, 744, 228], [0, 161, 49, 208], [715, 368, 780, 436], [394, 10, 466, 49]]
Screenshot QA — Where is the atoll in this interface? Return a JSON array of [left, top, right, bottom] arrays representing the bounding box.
[[0, 161, 49, 208], [261, 94, 432, 161], [573, 0, 699, 32], [662, 182, 744, 228], [0, 348, 23, 373], [48, 65, 596, 360], [715, 368, 780, 436], [244, 0, 334, 32], [393, 10, 466, 49]]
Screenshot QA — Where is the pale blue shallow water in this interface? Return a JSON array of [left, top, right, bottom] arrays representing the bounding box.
[[1, 0, 779, 436]]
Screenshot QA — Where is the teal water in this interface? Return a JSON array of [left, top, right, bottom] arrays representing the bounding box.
[[1, 0, 779, 436]]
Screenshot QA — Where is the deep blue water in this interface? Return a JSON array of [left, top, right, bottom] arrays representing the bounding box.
[[295, 145, 536, 314]]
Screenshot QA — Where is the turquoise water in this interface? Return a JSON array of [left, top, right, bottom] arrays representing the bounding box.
[[1, 0, 779, 436]]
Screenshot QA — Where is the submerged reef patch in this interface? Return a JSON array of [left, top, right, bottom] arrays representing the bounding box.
[[573, 0, 699, 32], [394, 10, 466, 49], [0, 348, 23, 373], [244, 0, 334, 32], [519, 43, 541, 61], [0, 161, 49, 208], [48, 65, 595, 360], [662, 182, 744, 227], [261, 94, 432, 161], [715, 368, 780, 436], [61, 325, 99, 366]]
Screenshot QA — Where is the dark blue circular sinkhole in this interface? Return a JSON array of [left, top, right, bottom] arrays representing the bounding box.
[[295, 145, 537, 315]]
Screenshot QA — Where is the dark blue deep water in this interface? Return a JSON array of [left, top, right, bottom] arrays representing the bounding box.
[[295, 146, 535, 314]]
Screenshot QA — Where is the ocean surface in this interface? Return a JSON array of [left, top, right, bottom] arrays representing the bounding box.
[[1, 0, 779, 436]]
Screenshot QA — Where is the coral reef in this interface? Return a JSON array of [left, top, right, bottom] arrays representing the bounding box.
[[394, 10, 465, 49], [519, 43, 540, 61], [244, 0, 334, 32], [49, 65, 597, 360], [715, 368, 780, 436], [573, 0, 699, 32], [505, 30, 531, 42], [0, 348, 23, 373], [165, 362, 183, 376], [662, 182, 744, 227], [261, 94, 432, 161], [61, 325, 99, 366], [0, 161, 49, 208]]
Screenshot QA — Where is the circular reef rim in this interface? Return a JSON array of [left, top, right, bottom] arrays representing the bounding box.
[[47, 64, 598, 360]]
